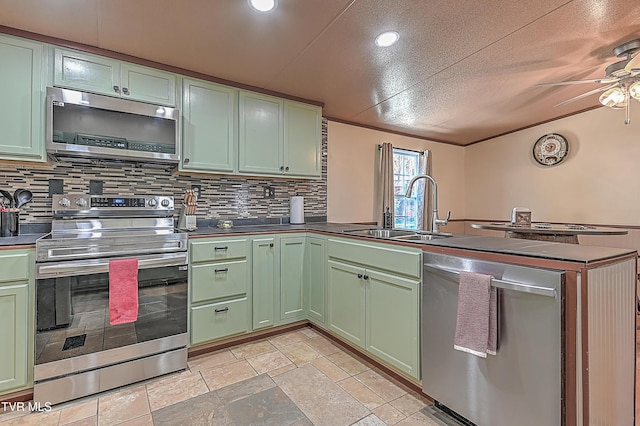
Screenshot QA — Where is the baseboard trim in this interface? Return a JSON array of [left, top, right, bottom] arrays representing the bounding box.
[[0, 388, 33, 404]]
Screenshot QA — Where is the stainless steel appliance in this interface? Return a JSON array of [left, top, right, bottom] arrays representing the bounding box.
[[422, 252, 563, 426], [46, 87, 179, 166], [34, 194, 188, 405]]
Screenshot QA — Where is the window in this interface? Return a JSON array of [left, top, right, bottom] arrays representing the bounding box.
[[393, 149, 422, 229]]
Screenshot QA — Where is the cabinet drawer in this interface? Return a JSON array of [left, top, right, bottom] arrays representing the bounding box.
[[191, 260, 248, 303], [190, 238, 248, 263], [327, 238, 421, 279], [0, 250, 31, 283], [190, 297, 248, 345]]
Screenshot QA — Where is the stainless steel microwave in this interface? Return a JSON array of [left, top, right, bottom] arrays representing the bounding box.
[[46, 87, 179, 166]]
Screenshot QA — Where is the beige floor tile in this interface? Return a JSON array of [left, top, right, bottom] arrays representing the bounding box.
[[305, 336, 342, 356], [268, 330, 309, 348], [246, 350, 294, 374], [273, 364, 370, 426], [199, 360, 258, 390], [373, 403, 407, 425], [352, 413, 387, 425], [267, 363, 298, 377], [97, 385, 150, 426], [113, 413, 154, 425], [353, 369, 407, 402], [311, 357, 350, 382], [0, 410, 60, 426], [327, 351, 371, 376], [146, 371, 209, 411], [395, 411, 441, 425], [300, 327, 320, 338], [58, 399, 97, 425], [338, 377, 386, 410], [390, 393, 428, 416], [187, 349, 238, 373], [61, 417, 96, 426], [279, 341, 321, 366], [230, 339, 277, 359]]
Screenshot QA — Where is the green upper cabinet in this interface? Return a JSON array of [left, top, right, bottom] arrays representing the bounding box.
[[181, 78, 237, 173], [279, 235, 306, 322], [0, 34, 45, 162], [284, 101, 322, 178], [239, 90, 322, 179], [54, 48, 176, 106]]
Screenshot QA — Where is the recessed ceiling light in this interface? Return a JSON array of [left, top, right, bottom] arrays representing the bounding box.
[[375, 31, 400, 47], [249, 0, 277, 13]]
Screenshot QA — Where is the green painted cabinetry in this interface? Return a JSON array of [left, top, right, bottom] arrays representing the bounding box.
[[54, 48, 177, 106], [0, 34, 45, 162], [0, 249, 34, 394], [239, 91, 321, 179], [181, 78, 237, 173], [305, 236, 326, 324], [279, 235, 306, 321], [188, 237, 250, 346], [326, 237, 421, 379], [251, 236, 276, 330]]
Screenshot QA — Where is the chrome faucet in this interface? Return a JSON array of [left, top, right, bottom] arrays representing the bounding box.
[[404, 174, 451, 233]]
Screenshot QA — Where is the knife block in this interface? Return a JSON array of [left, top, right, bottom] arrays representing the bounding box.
[[177, 204, 197, 231]]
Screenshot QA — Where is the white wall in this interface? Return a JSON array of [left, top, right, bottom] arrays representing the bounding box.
[[327, 121, 465, 223], [465, 106, 640, 225]]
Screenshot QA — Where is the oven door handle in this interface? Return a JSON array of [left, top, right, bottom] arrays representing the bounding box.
[[36, 252, 188, 279]]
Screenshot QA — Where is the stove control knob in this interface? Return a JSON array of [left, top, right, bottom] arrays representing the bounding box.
[[147, 198, 158, 208], [161, 199, 171, 207], [76, 198, 88, 208], [58, 198, 71, 208]]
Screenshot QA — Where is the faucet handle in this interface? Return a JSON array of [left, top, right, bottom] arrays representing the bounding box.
[[435, 211, 451, 226]]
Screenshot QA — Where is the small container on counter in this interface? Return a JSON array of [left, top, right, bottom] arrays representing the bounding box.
[[0, 210, 19, 237]]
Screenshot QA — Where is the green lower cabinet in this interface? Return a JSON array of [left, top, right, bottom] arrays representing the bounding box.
[[305, 236, 326, 324], [365, 269, 420, 379], [279, 235, 305, 322], [0, 283, 29, 393], [190, 297, 249, 345], [252, 237, 276, 329], [327, 260, 366, 348], [191, 260, 248, 303]]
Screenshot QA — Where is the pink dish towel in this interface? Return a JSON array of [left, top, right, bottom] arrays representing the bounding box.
[[453, 271, 498, 358], [109, 258, 139, 325]]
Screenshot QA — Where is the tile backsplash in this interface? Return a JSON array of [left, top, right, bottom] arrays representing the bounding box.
[[1, 120, 327, 226]]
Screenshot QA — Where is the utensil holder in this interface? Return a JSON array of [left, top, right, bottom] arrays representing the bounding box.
[[0, 211, 19, 237], [177, 204, 197, 231]]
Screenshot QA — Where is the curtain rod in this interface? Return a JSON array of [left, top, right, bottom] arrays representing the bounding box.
[[377, 144, 425, 155]]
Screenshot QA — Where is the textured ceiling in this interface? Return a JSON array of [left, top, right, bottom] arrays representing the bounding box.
[[1, 0, 640, 145]]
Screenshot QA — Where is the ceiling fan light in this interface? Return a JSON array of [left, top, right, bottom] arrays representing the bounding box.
[[629, 81, 640, 101], [375, 31, 400, 47], [599, 87, 626, 108], [249, 0, 276, 13]]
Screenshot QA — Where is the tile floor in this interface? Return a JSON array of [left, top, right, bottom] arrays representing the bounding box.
[[0, 327, 463, 426]]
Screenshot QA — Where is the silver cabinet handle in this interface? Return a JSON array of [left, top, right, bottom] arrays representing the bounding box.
[[113, 85, 120, 93], [122, 87, 130, 95]]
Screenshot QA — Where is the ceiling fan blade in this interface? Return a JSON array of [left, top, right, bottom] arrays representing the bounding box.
[[554, 83, 618, 107], [536, 77, 619, 87], [624, 54, 640, 72]]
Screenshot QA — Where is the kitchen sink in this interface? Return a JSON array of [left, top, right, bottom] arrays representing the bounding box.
[[342, 228, 417, 238], [391, 232, 453, 241]]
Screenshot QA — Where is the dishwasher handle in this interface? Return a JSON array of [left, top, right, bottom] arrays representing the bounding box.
[[424, 263, 557, 298]]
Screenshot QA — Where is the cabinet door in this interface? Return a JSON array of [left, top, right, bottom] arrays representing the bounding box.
[[54, 48, 120, 97], [0, 282, 29, 392], [306, 236, 326, 324], [182, 79, 236, 172], [121, 63, 176, 106], [252, 237, 276, 329], [279, 236, 305, 322], [238, 91, 283, 175], [0, 35, 44, 161], [327, 260, 365, 348], [190, 297, 248, 345], [284, 101, 322, 178], [365, 269, 420, 379]]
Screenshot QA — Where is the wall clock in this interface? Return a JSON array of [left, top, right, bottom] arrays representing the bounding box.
[[532, 133, 569, 166]]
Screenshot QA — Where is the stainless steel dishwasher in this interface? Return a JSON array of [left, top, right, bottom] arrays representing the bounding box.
[[422, 252, 564, 426]]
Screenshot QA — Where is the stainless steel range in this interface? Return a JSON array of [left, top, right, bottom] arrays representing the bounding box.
[[34, 194, 188, 405]]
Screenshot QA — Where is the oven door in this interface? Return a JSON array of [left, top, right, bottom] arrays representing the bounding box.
[[35, 252, 188, 367]]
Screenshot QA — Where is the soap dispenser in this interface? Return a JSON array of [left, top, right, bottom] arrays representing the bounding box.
[[383, 207, 393, 229]]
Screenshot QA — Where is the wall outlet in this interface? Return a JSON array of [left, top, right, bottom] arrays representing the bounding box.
[[191, 185, 201, 199], [263, 186, 275, 199]]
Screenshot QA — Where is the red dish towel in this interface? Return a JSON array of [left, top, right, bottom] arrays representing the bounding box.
[[109, 258, 139, 325], [454, 271, 498, 357]]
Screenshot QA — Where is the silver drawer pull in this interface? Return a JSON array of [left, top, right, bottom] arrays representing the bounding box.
[[214, 246, 229, 251], [214, 268, 228, 273], [214, 307, 229, 313]]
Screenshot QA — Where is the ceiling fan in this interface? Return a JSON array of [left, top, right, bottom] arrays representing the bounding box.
[[536, 39, 640, 124]]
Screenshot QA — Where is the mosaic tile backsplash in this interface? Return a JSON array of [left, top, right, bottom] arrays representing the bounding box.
[[1, 120, 327, 227]]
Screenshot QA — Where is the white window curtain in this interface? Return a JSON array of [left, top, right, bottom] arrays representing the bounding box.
[[376, 142, 394, 227]]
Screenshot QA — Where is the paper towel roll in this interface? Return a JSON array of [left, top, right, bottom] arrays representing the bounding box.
[[290, 196, 305, 224]]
